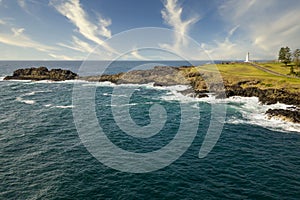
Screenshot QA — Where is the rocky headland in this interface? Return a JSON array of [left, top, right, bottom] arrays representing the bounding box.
[[80, 65, 300, 123], [4, 67, 78, 81], [5, 65, 300, 123]]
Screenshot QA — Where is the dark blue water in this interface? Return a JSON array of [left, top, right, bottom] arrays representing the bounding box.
[[1, 61, 300, 199]]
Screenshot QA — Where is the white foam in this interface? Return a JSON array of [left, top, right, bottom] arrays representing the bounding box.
[[23, 79, 89, 84], [158, 86, 300, 133], [225, 96, 300, 133], [53, 105, 74, 109], [24, 91, 36, 96], [57, 79, 88, 83], [0, 76, 5, 81], [81, 81, 116, 87], [16, 97, 35, 105], [161, 85, 190, 92], [7, 79, 31, 82], [44, 104, 73, 109], [110, 103, 138, 107]]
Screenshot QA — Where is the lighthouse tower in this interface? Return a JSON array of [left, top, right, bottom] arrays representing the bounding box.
[[245, 52, 250, 62]]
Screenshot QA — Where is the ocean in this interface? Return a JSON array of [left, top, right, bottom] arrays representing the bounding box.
[[1, 61, 300, 199]]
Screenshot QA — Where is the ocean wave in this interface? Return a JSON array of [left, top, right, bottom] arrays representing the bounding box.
[[53, 105, 74, 109], [5, 79, 31, 82], [225, 96, 300, 133], [15, 90, 51, 105], [158, 87, 299, 133], [110, 103, 138, 107], [16, 97, 36, 105], [23, 90, 48, 96], [43, 104, 73, 109]]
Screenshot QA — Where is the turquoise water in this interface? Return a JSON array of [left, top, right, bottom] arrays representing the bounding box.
[[1, 61, 300, 199]]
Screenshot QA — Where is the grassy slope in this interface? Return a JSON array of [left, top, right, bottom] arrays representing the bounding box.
[[182, 62, 300, 93], [259, 62, 300, 75]]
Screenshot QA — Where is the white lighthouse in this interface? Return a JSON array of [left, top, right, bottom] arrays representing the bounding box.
[[245, 52, 250, 62]]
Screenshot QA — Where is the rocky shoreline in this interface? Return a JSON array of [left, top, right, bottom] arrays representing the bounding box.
[[4, 66, 300, 123], [4, 67, 78, 81], [266, 108, 300, 123]]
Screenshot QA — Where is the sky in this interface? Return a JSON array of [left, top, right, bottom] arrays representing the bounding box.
[[0, 0, 299, 60]]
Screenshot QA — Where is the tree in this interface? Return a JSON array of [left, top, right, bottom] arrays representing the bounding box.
[[278, 46, 292, 66], [293, 49, 300, 67]]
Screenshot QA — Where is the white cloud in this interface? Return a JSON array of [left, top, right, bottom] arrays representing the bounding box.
[[200, 25, 246, 60], [0, 19, 5, 25], [48, 53, 74, 60], [50, 0, 116, 54], [11, 27, 25, 36], [17, 0, 33, 15], [216, 0, 300, 59], [58, 36, 95, 53], [129, 50, 148, 60], [0, 21, 77, 60], [161, 0, 200, 52], [97, 16, 112, 38], [17, 0, 26, 9], [0, 27, 56, 52]]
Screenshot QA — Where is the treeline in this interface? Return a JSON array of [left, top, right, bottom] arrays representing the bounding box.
[[278, 47, 300, 76], [278, 47, 300, 66]]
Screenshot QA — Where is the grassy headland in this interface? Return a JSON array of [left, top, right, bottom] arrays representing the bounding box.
[[183, 62, 300, 94]]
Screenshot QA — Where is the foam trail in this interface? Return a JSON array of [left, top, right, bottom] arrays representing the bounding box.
[[53, 105, 74, 109], [16, 97, 35, 105]]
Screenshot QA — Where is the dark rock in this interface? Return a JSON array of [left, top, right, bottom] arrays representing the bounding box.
[[179, 88, 209, 98], [218, 84, 300, 106], [266, 109, 300, 123], [82, 66, 190, 86], [4, 67, 78, 81]]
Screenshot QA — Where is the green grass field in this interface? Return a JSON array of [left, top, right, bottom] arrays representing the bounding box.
[[259, 62, 300, 75], [183, 62, 300, 93]]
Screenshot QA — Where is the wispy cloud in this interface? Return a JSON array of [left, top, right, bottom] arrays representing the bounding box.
[[216, 0, 300, 59], [0, 26, 56, 52], [17, 0, 26, 9], [129, 49, 148, 60], [50, 0, 115, 54], [17, 0, 35, 16], [58, 36, 95, 53], [161, 0, 200, 51], [200, 25, 244, 60], [0, 19, 6, 25], [48, 53, 74, 60]]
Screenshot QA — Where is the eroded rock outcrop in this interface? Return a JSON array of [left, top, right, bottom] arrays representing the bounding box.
[[266, 109, 300, 123], [4, 67, 78, 81], [81, 66, 190, 86]]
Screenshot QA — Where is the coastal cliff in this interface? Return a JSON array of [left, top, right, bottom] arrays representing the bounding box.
[[4, 67, 78, 81]]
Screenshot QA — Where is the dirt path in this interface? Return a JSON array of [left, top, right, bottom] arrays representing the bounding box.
[[249, 63, 300, 79]]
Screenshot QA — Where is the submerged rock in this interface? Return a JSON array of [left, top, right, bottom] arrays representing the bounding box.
[[4, 67, 78, 81]]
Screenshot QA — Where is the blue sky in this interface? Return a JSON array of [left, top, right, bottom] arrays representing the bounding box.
[[0, 0, 299, 60]]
